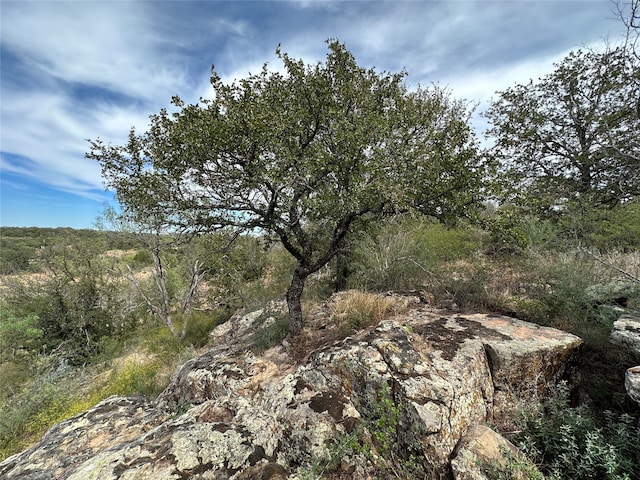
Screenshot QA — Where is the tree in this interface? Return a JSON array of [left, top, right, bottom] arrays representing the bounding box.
[[98, 206, 206, 339], [484, 46, 639, 213], [88, 40, 482, 336], [3, 231, 132, 363]]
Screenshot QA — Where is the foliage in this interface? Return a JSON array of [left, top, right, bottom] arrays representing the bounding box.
[[194, 232, 274, 309], [349, 216, 480, 291], [429, 260, 492, 311], [0, 227, 141, 274], [515, 384, 640, 480], [0, 310, 43, 362], [483, 207, 531, 254], [98, 358, 166, 398], [88, 40, 483, 336], [0, 328, 189, 462], [485, 46, 640, 212], [485, 447, 545, 480], [249, 312, 290, 353], [563, 201, 640, 250], [2, 232, 138, 364]]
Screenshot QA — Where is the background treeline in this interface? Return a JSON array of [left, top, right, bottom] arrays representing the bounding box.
[[0, 227, 141, 274]]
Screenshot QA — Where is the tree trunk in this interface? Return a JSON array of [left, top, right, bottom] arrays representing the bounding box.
[[286, 267, 307, 337], [334, 243, 350, 292]]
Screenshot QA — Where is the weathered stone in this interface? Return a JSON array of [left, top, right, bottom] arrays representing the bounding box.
[[610, 314, 640, 356], [625, 366, 640, 406], [0, 301, 584, 480], [469, 314, 583, 417], [451, 425, 542, 480], [0, 396, 169, 480]]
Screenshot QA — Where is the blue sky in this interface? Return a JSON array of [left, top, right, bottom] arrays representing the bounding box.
[[0, 0, 628, 229]]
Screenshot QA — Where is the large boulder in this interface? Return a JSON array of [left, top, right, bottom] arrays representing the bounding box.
[[0, 396, 169, 479], [0, 300, 583, 480], [450, 425, 542, 480]]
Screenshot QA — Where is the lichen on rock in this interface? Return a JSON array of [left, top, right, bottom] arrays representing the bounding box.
[[0, 299, 584, 479]]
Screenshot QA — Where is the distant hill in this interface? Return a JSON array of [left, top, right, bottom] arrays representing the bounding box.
[[0, 227, 139, 274]]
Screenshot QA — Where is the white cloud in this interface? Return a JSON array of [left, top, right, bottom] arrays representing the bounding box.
[[0, 81, 152, 198], [0, 0, 627, 210], [1, 1, 187, 101]]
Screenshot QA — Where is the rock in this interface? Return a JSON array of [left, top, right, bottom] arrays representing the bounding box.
[[0, 302, 583, 480], [609, 315, 640, 406], [473, 313, 583, 418], [625, 366, 640, 406], [450, 425, 542, 480], [0, 396, 169, 479], [610, 314, 640, 356]]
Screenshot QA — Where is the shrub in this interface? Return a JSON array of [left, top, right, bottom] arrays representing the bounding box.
[[0, 310, 43, 362], [515, 384, 640, 480], [99, 358, 166, 398], [180, 308, 235, 348], [428, 259, 492, 311], [349, 216, 480, 291]]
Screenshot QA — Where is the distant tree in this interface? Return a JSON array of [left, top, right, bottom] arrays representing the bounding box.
[[3, 231, 132, 364], [484, 46, 639, 213], [88, 40, 482, 336], [99, 206, 206, 339]]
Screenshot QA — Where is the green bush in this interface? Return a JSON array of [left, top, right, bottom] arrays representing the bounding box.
[[99, 360, 166, 398], [517, 251, 626, 344], [180, 308, 234, 347], [249, 313, 290, 353], [0, 310, 43, 362], [130, 249, 153, 267], [0, 370, 81, 460], [349, 216, 480, 291], [484, 208, 530, 255], [559, 202, 640, 251], [515, 385, 640, 480]]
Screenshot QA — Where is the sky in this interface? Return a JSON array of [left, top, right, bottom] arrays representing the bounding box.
[[0, 0, 629, 229]]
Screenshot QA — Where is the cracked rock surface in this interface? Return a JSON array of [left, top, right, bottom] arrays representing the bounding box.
[[1, 297, 583, 479]]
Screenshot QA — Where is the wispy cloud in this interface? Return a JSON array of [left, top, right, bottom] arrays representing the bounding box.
[[0, 0, 627, 227]]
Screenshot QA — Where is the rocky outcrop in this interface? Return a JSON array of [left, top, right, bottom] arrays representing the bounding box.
[[610, 314, 640, 355], [0, 396, 169, 479], [0, 298, 583, 480], [610, 314, 640, 405]]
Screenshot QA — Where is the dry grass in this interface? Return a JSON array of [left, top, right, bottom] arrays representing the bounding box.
[[328, 290, 415, 333]]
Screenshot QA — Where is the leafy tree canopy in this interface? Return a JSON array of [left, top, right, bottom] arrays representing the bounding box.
[[88, 40, 483, 335], [485, 46, 639, 213]]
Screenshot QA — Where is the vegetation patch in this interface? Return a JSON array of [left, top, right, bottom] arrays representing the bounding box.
[[249, 313, 290, 353], [513, 384, 640, 480], [329, 290, 412, 335]]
